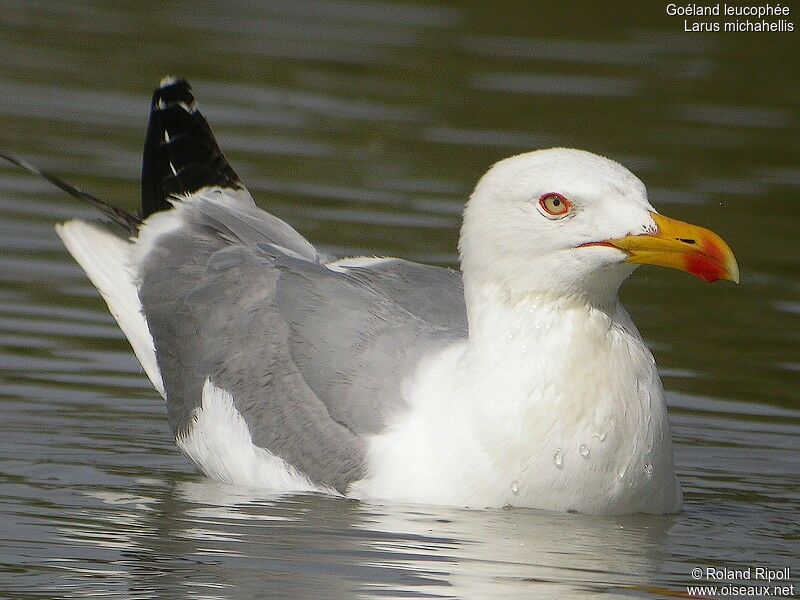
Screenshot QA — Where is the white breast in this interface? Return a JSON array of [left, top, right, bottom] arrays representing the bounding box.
[[351, 297, 683, 515]]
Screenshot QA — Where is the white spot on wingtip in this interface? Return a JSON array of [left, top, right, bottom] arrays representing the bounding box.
[[159, 75, 179, 88]]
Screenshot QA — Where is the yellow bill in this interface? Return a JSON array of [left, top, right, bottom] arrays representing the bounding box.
[[604, 213, 739, 283]]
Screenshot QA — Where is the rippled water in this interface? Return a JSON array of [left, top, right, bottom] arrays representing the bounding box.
[[1, 2, 798, 598]]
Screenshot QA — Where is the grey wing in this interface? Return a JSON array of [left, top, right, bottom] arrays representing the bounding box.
[[338, 259, 466, 331], [274, 254, 466, 434], [138, 195, 465, 492], [134, 78, 468, 491]]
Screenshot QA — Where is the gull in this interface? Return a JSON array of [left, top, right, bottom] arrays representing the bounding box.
[[6, 78, 738, 514]]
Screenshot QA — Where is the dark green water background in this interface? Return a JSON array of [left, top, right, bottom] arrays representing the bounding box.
[[0, 2, 797, 598]]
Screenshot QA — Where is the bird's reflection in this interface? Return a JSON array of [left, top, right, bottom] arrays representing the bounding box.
[[62, 477, 676, 599]]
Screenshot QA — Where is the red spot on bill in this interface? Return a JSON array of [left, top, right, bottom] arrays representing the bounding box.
[[684, 254, 725, 283]]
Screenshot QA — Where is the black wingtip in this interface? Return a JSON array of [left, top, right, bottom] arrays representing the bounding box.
[[152, 76, 196, 113], [141, 77, 242, 219]]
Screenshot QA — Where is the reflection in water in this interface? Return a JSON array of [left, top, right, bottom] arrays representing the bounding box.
[[51, 481, 676, 599], [0, 0, 798, 598]]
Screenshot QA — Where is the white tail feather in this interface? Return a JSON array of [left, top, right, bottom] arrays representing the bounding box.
[[55, 220, 165, 397]]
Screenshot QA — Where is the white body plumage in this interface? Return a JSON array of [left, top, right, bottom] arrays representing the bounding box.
[[352, 285, 683, 514]]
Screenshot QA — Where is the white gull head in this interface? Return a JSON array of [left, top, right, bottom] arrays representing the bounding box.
[[459, 148, 737, 315]]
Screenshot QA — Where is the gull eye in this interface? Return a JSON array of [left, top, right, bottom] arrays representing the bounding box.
[[538, 193, 572, 219]]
